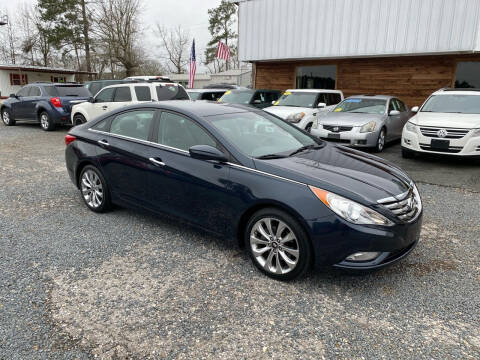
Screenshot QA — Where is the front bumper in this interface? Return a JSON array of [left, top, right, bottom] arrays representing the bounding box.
[[309, 211, 423, 270], [402, 127, 480, 157], [312, 126, 378, 147]]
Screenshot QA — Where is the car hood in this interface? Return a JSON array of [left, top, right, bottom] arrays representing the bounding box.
[[253, 143, 412, 205], [320, 112, 385, 126], [264, 106, 314, 119], [410, 112, 480, 129]]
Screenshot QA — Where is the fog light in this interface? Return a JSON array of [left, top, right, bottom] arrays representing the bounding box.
[[345, 252, 381, 262]]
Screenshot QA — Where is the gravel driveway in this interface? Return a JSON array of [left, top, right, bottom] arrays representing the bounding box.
[[0, 124, 479, 359]]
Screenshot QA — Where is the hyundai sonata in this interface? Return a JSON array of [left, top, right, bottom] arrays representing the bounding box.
[[65, 101, 422, 280]]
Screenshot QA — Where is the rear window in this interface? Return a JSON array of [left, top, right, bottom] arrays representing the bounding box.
[[44, 86, 58, 96], [156, 85, 190, 101], [55, 86, 91, 97]]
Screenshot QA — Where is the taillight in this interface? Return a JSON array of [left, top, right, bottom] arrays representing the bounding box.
[[65, 134, 76, 146], [50, 97, 62, 108]]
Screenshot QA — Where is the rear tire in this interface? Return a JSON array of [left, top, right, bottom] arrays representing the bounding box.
[[73, 113, 86, 126], [2, 108, 15, 126], [246, 207, 311, 281], [401, 147, 416, 159], [79, 165, 112, 213], [39, 111, 55, 131]]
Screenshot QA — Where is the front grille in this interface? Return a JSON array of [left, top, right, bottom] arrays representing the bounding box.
[[419, 144, 463, 153], [321, 137, 351, 144], [323, 125, 353, 132], [420, 127, 470, 139], [377, 187, 421, 223]]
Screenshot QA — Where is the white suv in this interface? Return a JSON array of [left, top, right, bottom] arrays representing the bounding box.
[[401, 88, 480, 158], [71, 82, 189, 125], [263, 89, 343, 132]]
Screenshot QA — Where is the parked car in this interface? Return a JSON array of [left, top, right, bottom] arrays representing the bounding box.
[[71, 82, 190, 125], [314, 95, 412, 152], [264, 89, 344, 132], [65, 101, 422, 280], [124, 75, 172, 82], [84, 79, 138, 97], [218, 89, 282, 109], [187, 89, 227, 101], [203, 84, 245, 90], [1, 82, 91, 131], [402, 88, 480, 158]]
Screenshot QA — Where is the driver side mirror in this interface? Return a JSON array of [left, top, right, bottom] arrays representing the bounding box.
[[88, 96, 95, 103], [411, 106, 419, 113], [317, 102, 326, 108], [189, 145, 228, 163], [389, 110, 400, 116]]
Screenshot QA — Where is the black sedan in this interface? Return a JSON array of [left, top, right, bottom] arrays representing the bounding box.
[[65, 101, 423, 280]]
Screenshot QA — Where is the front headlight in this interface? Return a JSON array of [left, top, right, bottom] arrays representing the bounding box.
[[309, 186, 394, 226], [360, 121, 376, 133], [405, 121, 417, 132], [286, 112, 305, 123]]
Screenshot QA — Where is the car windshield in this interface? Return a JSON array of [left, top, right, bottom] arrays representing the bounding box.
[[333, 98, 386, 114], [276, 92, 318, 108], [208, 111, 319, 158], [421, 94, 480, 114], [219, 90, 253, 104], [187, 91, 201, 100], [55, 86, 91, 97]]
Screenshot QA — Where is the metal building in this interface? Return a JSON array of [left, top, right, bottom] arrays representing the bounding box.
[[236, 0, 480, 106]]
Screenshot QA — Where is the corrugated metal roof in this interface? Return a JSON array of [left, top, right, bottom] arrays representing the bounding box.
[[238, 0, 480, 61]]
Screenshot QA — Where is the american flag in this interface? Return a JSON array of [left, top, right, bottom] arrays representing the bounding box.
[[188, 39, 196, 89], [216, 41, 231, 61]]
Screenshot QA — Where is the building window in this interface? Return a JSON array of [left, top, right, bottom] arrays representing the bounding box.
[[455, 62, 480, 88], [9, 73, 28, 86], [296, 65, 336, 89], [51, 76, 67, 83]]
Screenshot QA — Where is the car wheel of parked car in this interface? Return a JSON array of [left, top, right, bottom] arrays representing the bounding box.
[[40, 111, 55, 131], [73, 114, 86, 126], [305, 123, 312, 133], [79, 165, 112, 213], [2, 109, 15, 126], [246, 208, 311, 280], [401, 147, 416, 159], [374, 128, 386, 152]]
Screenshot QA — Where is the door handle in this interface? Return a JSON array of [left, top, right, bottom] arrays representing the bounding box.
[[98, 139, 110, 146], [149, 157, 165, 167], [102, 105, 108, 110]]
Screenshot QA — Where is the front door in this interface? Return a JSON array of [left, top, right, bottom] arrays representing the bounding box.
[[24, 86, 42, 120], [146, 111, 233, 233], [12, 87, 30, 119], [91, 87, 116, 119]]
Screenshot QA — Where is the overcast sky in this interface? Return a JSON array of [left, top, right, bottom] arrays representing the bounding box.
[[0, 0, 224, 72]]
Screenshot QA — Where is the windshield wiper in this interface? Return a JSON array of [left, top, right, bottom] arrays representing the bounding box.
[[289, 144, 323, 157], [256, 153, 288, 160]]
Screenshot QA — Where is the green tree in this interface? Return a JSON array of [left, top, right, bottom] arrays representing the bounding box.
[[205, 0, 237, 72]]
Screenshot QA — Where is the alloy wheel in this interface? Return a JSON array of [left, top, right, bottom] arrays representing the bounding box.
[[249, 217, 299, 275], [377, 129, 385, 151], [2, 111, 10, 125], [40, 113, 50, 130], [81, 170, 104, 209]]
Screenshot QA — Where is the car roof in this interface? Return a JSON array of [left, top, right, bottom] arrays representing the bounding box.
[[100, 82, 181, 89], [286, 89, 343, 94], [113, 100, 254, 117], [433, 88, 480, 96], [346, 95, 393, 100], [187, 89, 227, 93]]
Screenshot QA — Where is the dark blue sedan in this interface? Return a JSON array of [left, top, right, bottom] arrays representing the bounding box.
[[65, 101, 422, 280]]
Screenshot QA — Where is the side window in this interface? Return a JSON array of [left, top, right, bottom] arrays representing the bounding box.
[[29, 87, 41, 96], [113, 87, 132, 102], [134, 86, 152, 101], [91, 119, 110, 132], [389, 99, 399, 112], [252, 92, 266, 104], [397, 99, 407, 112], [44, 86, 58, 97], [316, 93, 329, 105], [16, 87, 29, 97], [110, 110, 155, 140], [158, 112, 217, 151], [95, 88, 115, 103], [328, 93, 341, 105]]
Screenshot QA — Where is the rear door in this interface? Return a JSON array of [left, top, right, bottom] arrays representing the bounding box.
[[94, 109, 158, 204], [23, 86, 42, 120]]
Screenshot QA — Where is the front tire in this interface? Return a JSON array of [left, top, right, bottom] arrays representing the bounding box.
[[40, 111, 55, 131], [305, 123, 313, 133], [2, 108, 15, 126], [73, 113, 86, 126], [374, 128, 386, 152], [246, 208, 311, 281], [79, 165, 112, 213]]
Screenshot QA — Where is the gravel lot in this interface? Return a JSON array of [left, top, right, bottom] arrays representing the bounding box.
[[0, 124, 479, 359]]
